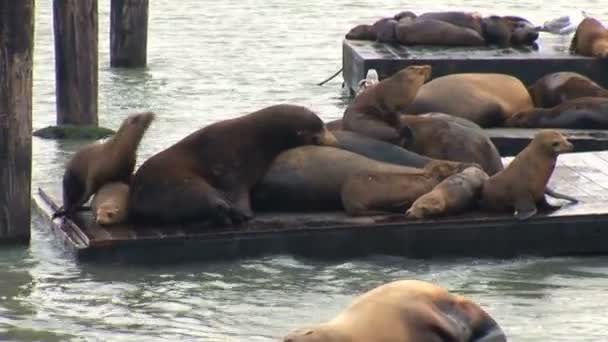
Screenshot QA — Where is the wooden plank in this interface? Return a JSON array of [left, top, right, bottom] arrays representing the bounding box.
[[110, 0, 148, 67]]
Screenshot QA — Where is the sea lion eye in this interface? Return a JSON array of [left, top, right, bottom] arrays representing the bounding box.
[[108, 212, 115, 218], [552, 141, 560, 147]]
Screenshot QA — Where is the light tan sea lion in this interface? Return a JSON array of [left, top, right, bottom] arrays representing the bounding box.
[[570, 17, 608, 58], [283, 279, 507, 342], [92, 182, 130, 225]]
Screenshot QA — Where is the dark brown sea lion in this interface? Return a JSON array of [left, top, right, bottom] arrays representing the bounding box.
[[92, 182, 130, 226], [406, 166, 489, 219], [400, 113, 504, 175], [251, 145, 430, 212], [342, 64, 431, 144], [52, 112, 156, 219], [395, 18, 485, 46], [570, 17, 608, 58], [128, 104, 337, 226], [405, 73, 534, 127], [480, 130, 574, 220], [501, 15, 540, 45], [372, 17, 399, 43], [345, 24, 377, 40], [341, 160, 476, 216], [504, 97, 608, 129], [283, 279, 507, 342], [528, 72, 608, 108]]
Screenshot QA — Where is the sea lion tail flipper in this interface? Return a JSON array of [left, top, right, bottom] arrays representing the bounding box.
[[544, 187, 579, 203], [514, 198, 537, 221]]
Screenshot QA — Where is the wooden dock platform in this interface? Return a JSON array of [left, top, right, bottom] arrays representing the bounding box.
[[33, 150, 608, 264], [342, 39, 608, 94]]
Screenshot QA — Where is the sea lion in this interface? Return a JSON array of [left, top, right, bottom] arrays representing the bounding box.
[[251, 145, 431, 212], [52, 111, 156, 219], [504, 97, 608, 129], [406, 166, 489, 219], [92, 182, 130, 226], [400, 113, 504, 175], [480, 130, 574, 220], [395, 18, 486, 46], [342, 64, 431, 144], [341, 160, 477, 216], [345, 24, 377, 41], [501, 15, 540, 45], [570, 17, 608, 58], [283, 279, 506, 342], [405, 73, 535, 127], [372, 17, 399, 43], [128, 104, 337, 226], [528, 72, 608, 108]]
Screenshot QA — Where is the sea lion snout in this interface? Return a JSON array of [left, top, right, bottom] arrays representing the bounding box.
[[314, 127, 338, 146]]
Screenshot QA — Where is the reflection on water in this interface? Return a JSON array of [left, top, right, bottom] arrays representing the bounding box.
[[2, 0, 607, 341]]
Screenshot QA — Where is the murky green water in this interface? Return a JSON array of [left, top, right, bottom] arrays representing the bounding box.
[[3, 1, 607, 341]]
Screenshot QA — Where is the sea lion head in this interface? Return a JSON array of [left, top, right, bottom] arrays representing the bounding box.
[[406, 195, 444, 219], [122, 111, 156, 130], [424, 160, 481, 180], [281, 106, 337, 147], [481, 16, 511, 47], [345, 24, 377, 40], [503, 16, 539, 45], [534, 130, 574, 155], [382, 64, 432, 113], [95, 201, 127, 226], [394, 10, 417, 21]]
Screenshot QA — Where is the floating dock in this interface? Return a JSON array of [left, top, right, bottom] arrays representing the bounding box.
[[34, 150, 608, 264]]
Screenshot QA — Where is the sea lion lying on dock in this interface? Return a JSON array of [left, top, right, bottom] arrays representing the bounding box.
[[404, 73, 535, 127], [400, 113, 504, 175], [92, 182, 130, 226], [480, 130, 575, 220], [251, 145, 432, 212], [528, 72, 608, 108], [341, 160, 476, 216], [342, 64, 431, 145], [128, 104, 337, 226], [406, 166, 489, 219], [570, 17, 608, 58], [283, 279, 506, 342], [504, 97, 608, 129], [53, 111, 155, 219]]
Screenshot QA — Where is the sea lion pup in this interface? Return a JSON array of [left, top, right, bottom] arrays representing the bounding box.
[[251, 145, 431, 212], [92, 182, 130, 226], [406, 166, 489, 219], [283, 279, 507, 342], [527, 72, 608, 108], [569, 17, 608, 58], [52, 111, 156, 219], [400, 113, 504, 175], [341, 160, 476, 216], [342, 65, 432, 144], [480, 130, 574, 220], [405, 73, 534, 127], [128, 104, 337, 226], [504, 97, 608, 129]]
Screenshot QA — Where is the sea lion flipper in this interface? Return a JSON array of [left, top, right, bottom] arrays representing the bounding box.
[[544, 187, 579, 203], [514, 197, 537, 220], [537, 196, 564, 211]]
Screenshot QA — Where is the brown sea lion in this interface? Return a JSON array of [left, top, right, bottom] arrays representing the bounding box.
[[372, 17, 399, 43], [400, 113, 504, 175], [395, 18, 486, 46], [128, 104, 337, 226], [92, 182, 130, 226], [283, 279, 506, 342], [528, 72, 608, 108], [480, 130, 574, 220], [341, 160, 477, 216], [570, 17, 608, 58], [406, 166, 489, 219], [345, 24, 377, 41], [52, 112, 156, 219], [405, 73, 534, 127], [342, 64, 432, 144], [251, 145, 431, 212], [504, 97, 608, 129]]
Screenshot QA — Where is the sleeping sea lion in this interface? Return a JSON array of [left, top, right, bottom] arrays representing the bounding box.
[[480, 130, 575, 220], [527, 72, 608, 108], [283, 279, 506, 342], [345, 24, 377, 40], [400, 113, 504, 175], [342, 64, 431, 144], [92, 182, 130, 225], [395, 17, 485, 46], [406, 166, 489, 219], [405, 73, 534, 127], [504, 97, 608, 129], [341, 160, 477, 216], [128, 104, 337, 226], [52, 111, 156, 219], [570, 17, 608, 58]]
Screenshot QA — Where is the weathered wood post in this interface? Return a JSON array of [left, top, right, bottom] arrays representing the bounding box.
[[110, 0, 149, 67], [0, 0, 35, 242], [53, 0, 98, 126]]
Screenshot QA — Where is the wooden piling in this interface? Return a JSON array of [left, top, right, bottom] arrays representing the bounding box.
[[110, 0, 149, 68], [0, 0, 35, 242], [53, 0, 98, 126]]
